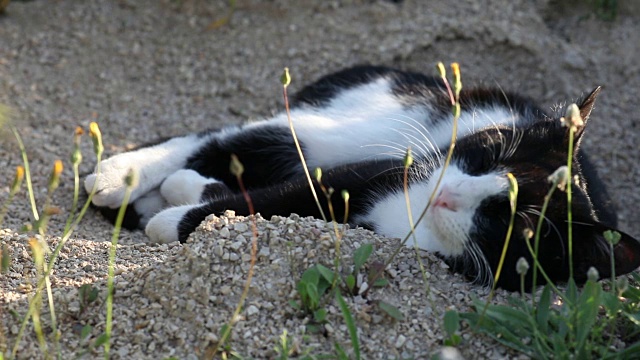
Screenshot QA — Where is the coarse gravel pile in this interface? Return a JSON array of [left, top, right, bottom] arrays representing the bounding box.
[[1, 0, 639, 358], [4, 212, 524, 359]]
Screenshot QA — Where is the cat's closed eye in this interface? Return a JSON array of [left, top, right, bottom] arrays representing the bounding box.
[[459, 144, 500, 176]]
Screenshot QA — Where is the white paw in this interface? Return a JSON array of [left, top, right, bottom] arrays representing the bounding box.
[[160, 169, 219, 206], [145, 204, 198, 244], [85, 134, 211, 208], [85, 155, 144, 208]]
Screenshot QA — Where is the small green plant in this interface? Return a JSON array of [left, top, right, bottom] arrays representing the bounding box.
[[77, 284, 100, 318], [274, 329, 296, 359], [460, 264, 640, 358], [292, 264, 333, 329], [289, 243, 396, 332], [442, 310, 462, 347]]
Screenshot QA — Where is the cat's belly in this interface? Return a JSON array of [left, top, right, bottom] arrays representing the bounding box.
[[244, 77, 521, 171]]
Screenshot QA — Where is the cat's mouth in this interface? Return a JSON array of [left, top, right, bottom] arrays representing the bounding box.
[[432, 187, 460, 212]]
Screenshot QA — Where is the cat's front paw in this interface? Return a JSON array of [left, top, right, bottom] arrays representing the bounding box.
[[145, 204, 199, 243], [85, 155, 141, 208]]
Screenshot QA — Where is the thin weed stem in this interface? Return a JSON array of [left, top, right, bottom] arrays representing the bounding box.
[[479, 173, 518, 322], [104, 169, 137, 359], [281, 68, 326, 222], [208, 154, 259, 358], [566, 128, 575, 280], [401, 147, 436, 311], [28, 238, 49, 358], [314, 169, 345, 287], [531, 166, 566, 298], [280, 69, 346, 298], [524, 239, 564, 298], [10, 126, 39, 221], [63, 127, 84, 236]]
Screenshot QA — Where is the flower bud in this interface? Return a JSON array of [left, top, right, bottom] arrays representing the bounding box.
[[403, 147, 413, 168], [89, 122, 104, 156], [48, 160, 63, 193], [10, 166, 24, 195], [451, 62, 462, 98], [124, 168, 139, 188], [548, 166, 569, 191], [314, 167, 322, 183], [587, 266, 599, 282], [229, 154, 244, 178], [603, 230, 621, 246], [516, 257, 530, 275], [71, 126, 84, 166], [341, 189, 350, 202], [44, 206, 62, 216], [436, 62, 446, 79], [561, 103, 583, 129], [280, 67, 291, 87], [617, 277, 629, 293]]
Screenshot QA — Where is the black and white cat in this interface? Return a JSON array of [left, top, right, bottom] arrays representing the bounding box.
[[85, 65, 640, 290]]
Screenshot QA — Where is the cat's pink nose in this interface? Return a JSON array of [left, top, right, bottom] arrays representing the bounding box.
[[433, 186, 459, 211]]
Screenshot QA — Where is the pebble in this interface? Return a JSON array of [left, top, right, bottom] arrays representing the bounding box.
[[218, 227, 230, 238], [234, 222, 248, 233], [246, 305, 259, 316]]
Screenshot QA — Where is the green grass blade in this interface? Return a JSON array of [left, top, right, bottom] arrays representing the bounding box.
[[575, 280, 602, 348], [378, 301, 404, 321], [335, 290, 360, 360], [352, 243, 372, 274], [443, 310, 459, 338], [104, 169, 137, 358], [536, 285, 551, 334]]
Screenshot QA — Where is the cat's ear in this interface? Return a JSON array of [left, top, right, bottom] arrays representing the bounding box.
[[578, 86, 601, 123], [565, 86, 601, 148], [571, 222, 640, 282]]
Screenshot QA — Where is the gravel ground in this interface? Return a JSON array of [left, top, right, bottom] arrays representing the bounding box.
[[0, 0, 639, 358]]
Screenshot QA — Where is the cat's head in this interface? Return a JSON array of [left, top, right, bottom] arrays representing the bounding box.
[[424, 88, 640, 291]]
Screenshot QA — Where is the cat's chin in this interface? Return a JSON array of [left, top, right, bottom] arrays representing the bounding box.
[[423, 208, 467, 257]]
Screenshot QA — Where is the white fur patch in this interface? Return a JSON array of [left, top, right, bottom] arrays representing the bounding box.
[[243, 79, 519, 169], [161, 169, 219, 206], [145, 204, 199, 244], [132, 188, 168, 227], [360, 164, 509, 256], [85, 134, 213, 208]]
